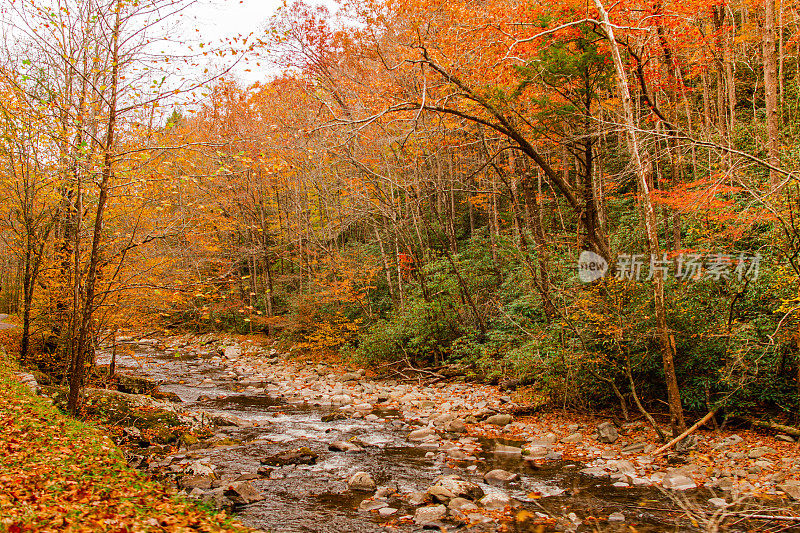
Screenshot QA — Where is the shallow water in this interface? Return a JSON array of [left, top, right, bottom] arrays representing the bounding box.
[[99, 346, 702, 532]]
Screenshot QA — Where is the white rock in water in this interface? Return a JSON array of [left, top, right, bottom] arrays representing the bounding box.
[[479, 491, 511, 510]]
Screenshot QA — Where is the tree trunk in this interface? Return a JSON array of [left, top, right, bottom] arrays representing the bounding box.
[[68, 5, 121, 416], [594, 0, 686, 434], [764, 0, 781, 187]]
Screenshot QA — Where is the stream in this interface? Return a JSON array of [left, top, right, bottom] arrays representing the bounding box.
[[97, 340, 714, 532]]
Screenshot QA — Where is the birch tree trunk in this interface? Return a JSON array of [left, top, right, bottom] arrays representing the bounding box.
[[593, 0, 686, 433]]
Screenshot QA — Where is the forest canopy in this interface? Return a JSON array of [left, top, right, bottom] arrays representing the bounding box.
[[1, 0, 799, 431]]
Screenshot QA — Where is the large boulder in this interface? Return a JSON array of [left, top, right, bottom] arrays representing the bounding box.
[[114, 373, 158, 395], [14, 373, 39, 394], [180, 475, 213, 490], [597, 421, 619, 444]]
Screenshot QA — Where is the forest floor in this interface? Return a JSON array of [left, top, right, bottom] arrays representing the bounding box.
[[0, 349, 256, 533]]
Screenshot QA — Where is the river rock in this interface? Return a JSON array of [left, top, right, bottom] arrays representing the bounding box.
[[720, 434, 743, 447], [447, 448, 472, 460], [427, 484, 456, 503], [494, 444, 522, 455], [779, 480, 800, 500], [348, 471, 377, 491], [748, 446, 776, 459], [448, 497, 478, 511], [261, 447, 318, 466], [359, 498, 388, 512], [597, 421, 619, 443], [114, 373, 158, 395], [580, 466, 609, 478], [708, 498, 729, 508], [407, 491, 429, 506], [661, 472, 696, 491], [432, 413, 457, 426], [414, 505, 447, 526], [607, 459, 636, 475], [321, 412, 347, 422], [621, 442, 647, 453], [329, 440, 364, 453], [331, 394, 353, 406], [561, 432, 583, 444], [409, 427, 437, 441], [186, 460, 215, 476], [201, 488, 232, 510], [608, 511, 625, 521], [479, 491, 511, 510], [180, 475, 213, 490], [375, 485, 396, 498], [429, 475, 484, 501], [483, 469, 519, 482], [223, 345, 241, 359], [485, 414, 512, 426], [151, 389, 183, 402], [223, 481, 264, 505], [525, 445, 549, 458], [209, 412, 257, 428], [378, 507, 397, 517], [444, 419, 467, 433]]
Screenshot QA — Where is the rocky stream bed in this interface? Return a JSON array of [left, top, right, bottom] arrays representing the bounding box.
[[27, 334, 800, 532]]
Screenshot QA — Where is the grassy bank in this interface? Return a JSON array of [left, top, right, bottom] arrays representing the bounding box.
[[0, 353, 253, 533]]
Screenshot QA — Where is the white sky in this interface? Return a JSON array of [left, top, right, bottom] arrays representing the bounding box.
[[180, 0, 339, 85], [179, 0, 285, 84], [187, 0, 280, 42]]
